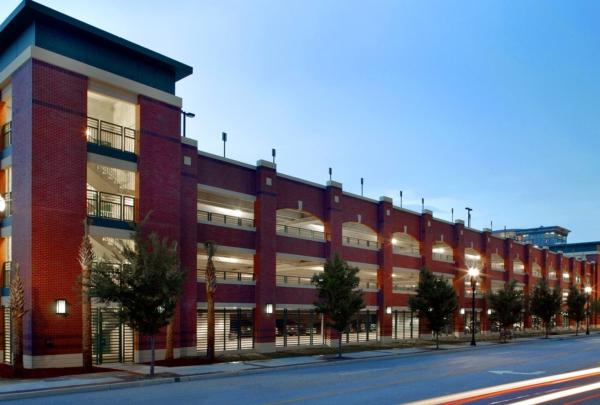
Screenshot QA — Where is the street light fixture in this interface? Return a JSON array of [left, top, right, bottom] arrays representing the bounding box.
[[465, 207, 473, 228], [585, 286, 592, 335], [181, 110, 195, 138], [467, 267, 479, 346]]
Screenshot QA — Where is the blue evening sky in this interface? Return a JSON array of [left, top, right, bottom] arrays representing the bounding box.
[[2, 1, 599, 241]]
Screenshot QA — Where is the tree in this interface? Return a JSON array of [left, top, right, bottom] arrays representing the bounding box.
[[312, 254, 364, 358], [204, 241, 217, 361], [409, 269, 458, 349], [566, 285, 586, 336], [486, 280, 524, 343], [78, 222, 94, 371], [530, 280, 561, 338], [89, 223, 186, 376], [10, 263, 25, 376]]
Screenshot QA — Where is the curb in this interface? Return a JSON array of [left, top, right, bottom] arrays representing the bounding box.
[[0, 333, 595, 401]]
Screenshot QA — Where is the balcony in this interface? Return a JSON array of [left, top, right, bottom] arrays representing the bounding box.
[[343, 236, 380, 250], [277, 224, 325, 242], [276, 274, 314, 286], [3, 261, 10, 289], [2, 121, 11, 149], [87, 189, 135, 222], [359, 279, 378, 290], [198, 269, 254, 284], [2, 192, 11, 217], [87, 117, 136, 155], [197, 210, 255, 229]]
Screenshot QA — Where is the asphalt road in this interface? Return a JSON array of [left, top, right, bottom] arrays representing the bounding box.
[[9, 335, 600, 404]]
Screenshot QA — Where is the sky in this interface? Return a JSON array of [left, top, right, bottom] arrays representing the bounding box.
[[1, 0, 599, 242]]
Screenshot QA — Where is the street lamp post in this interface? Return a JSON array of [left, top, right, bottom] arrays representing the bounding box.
[[181, 110, 195, 138], [585, 286, 592, 336], [468, 267, 479, 346]]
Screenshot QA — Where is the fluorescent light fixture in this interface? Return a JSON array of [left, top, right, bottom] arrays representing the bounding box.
[[55, 299, 67, 315]]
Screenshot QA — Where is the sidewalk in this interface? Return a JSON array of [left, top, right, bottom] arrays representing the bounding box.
[[0, 333, 589, 401]]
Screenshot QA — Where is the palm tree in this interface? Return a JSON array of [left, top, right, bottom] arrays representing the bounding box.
[[204, 241, 217, 361], [78, 222, 94, 371], [10, 263, 25, 376]]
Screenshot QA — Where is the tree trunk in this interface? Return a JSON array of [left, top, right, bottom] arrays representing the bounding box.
[[165, 321, 174, 361], [545, 324, 549, 339], [338, 333, 342, 358], [575, 322, 579, 336], [82, 264, 92, 371], [150, 334, 155, 376], [12, 314, 23, 377], [207, 290, 215, 361]]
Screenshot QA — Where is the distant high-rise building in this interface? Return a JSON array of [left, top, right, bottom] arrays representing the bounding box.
[[492, 226, 570, 247]]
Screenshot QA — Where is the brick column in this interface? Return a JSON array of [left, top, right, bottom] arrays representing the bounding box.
[[178, 139, 198, 356], [137, 95, 182, 361], [377, 197, 393, 342], [13, 60, 87, 368], [420, 210, 433, 269], [323, 181, 342, 346], [523, 244, 534, 329], [254, 160, 277, 352], [481, 229, 492, 333], [453, 220, 466, 336]]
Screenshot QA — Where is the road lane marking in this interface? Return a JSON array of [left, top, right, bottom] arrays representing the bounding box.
[[489, 370, 545, 376], [405, 367, 600, 405], [509, 381, 600, 405]]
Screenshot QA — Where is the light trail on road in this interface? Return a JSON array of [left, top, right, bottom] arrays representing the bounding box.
[[407, 367, 600, 405]]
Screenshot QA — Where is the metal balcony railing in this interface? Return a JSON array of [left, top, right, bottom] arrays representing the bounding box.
[[3, 261, 10, 288], [197, 210, 255, 228], [87, 189, 135, 222], [198, 270, 254, 282], [392, 245, 420, 257], [432, 252, 454, 263], [343, 236, 380, 250], [1, 121, 11, 149], [359, 280, 378, 290], [276, 224, 325, 241], [87, 117, 136, 154], [2, 192, 11, 217], [276, 274, 314, 286], [393, 283, 418, 292]]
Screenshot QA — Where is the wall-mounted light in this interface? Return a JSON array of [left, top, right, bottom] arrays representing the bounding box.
[[460, 308, 465, 315], [265, 303, 273, 314], [386, 307, 392, 315], [55, 299, 67, 315], [487, 309, 492, 315]]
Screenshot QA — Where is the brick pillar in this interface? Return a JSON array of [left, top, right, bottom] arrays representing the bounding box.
[[13, 60, 87, 368], [481, 229, 492, 333], [137, 95, 182, 361], [324, 181, 342, 346], [523, 244, 533, 329], [453, 220, 466, 336], [377, 197, 393, 342], [418, 210, 434, 337], [420, 210, 433, 269], [178, 139, 198, 356], [254, 160, 276, 352]]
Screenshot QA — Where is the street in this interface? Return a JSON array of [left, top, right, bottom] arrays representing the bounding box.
[[8, 335, 600, 404]]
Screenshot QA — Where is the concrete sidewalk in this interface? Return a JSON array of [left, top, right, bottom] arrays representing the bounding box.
[[0, 333, 587, 400]]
